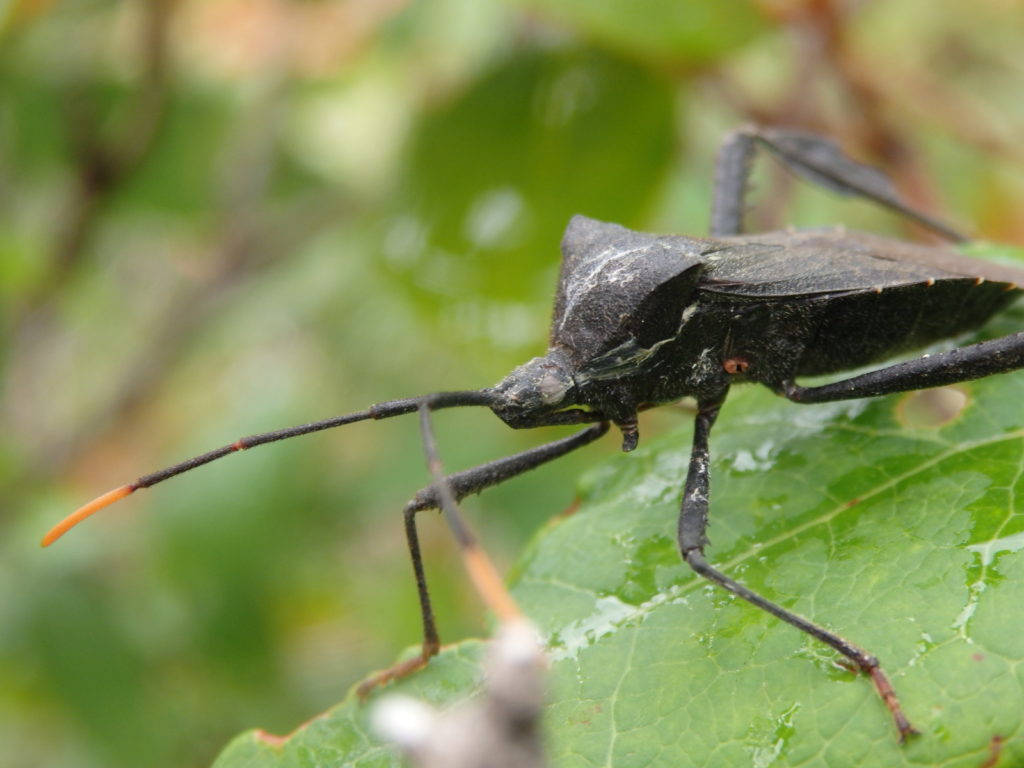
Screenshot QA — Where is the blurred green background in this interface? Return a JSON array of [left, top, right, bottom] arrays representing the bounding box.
[[2, 1, 1024, 766]]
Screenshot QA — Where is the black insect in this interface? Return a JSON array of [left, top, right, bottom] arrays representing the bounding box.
[[45, 127, 1024, 741]]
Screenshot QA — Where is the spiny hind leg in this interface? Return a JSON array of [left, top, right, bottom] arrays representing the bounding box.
[[710, 125, 964, 241]]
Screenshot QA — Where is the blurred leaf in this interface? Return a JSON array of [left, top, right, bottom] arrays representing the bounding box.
[[211, 255, 1024, 767], [30, 586, 173, 764], [393, 47, 676, 307], [510, 0, 767, 64], [960, 240, 1024, 269], [0, 69, 72, 172]]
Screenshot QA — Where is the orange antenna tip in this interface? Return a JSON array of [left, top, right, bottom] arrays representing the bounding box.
[[42, 484, 135, 547]]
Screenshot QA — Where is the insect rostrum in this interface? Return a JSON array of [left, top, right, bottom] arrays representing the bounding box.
[[46, 126, 1024, 743]]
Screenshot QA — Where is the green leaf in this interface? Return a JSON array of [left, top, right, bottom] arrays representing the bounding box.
[[212, 644, 488, 768], [213, 288, 1024, 767], [529, 375, 1024, 765]]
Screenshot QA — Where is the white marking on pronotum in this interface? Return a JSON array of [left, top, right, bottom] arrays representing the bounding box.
[[557, 247, 647, 332]]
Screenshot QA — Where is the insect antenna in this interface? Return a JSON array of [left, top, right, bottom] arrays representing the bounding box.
[[42, 389, 497, 547]]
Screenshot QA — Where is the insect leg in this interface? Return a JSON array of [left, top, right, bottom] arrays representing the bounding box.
[[710, 129, 756, 238], [356, 422, 609, 695], [406, 421, 610, 514], [353, 504, 444, 698], [779, 332, 1024, 404], [710, 125, 965, 241], [677, 399, 917, 741]]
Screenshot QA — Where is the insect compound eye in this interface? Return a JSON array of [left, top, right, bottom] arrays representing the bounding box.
[[536, 365, 571, 406], [492, 352, 576, 424], [723, 357, 750, 375]]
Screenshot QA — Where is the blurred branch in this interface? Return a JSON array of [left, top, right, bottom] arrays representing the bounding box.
[[33, 202, 347, 482], [26, 0, 176, 315], [828, 22, 1024, 168], [21, 25, 353, 483], [5, 4, 179, 469], [708, 0, 971, 240], [811, 0, 957, 229]]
